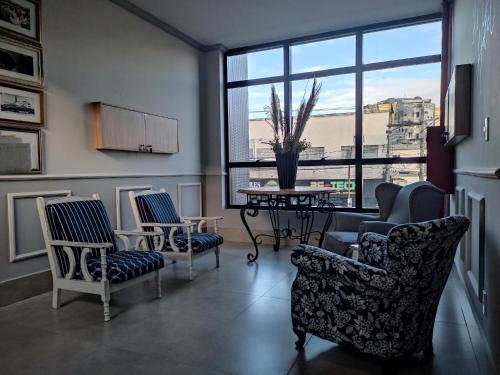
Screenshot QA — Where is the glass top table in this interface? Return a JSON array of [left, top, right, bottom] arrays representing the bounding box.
[[238, 187, 336, 262]]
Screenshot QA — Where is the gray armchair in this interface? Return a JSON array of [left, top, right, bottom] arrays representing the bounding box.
[[323, 181, 445, 256]]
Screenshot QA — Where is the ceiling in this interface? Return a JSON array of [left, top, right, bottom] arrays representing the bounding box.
[[127, 0, 442, 49]]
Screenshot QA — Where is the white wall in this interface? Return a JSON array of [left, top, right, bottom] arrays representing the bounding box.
[[0, 0, 203, 285], [43, 0, 202, 174], [451, 0, 500, 371]]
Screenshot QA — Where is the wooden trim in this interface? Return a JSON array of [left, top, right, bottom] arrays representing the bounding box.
[[115, 185, 152, 230], [454, 186, 466, 261], [454, 168, 500, 179], [466, 192, 485, 301], [8, 190, 71, 262]]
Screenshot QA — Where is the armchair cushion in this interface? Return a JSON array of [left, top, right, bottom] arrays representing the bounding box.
[[323, 231, 358, 256], [165, 232, 223, 253], [358, 221, 398, 238], [45, 199, 118, 278], [333, 211, 380, 232], [85, 250, 164, 283], [135, 192, 183, 237]]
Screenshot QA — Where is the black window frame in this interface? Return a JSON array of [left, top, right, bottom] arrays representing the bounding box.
[[223, 13, 442, 211]]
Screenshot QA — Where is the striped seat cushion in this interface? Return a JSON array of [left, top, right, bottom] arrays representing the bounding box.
[[45, 199, 118, 278], [135, 192, 183, 249], [165, 232, 224, 253], [85, 250, 164, 283]]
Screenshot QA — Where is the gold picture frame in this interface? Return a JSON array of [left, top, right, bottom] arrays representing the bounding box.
[[0, 125, 41, 174], [0, 0, 41, 46], [0, 81, 43, 127], [0, 36, 43, 87]]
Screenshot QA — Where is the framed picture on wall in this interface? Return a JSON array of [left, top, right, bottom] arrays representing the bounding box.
[[0, 0, 40, 45], [0, 83, 43, 126], [0, 126, 41, 173], [0, 37, 42, 86]]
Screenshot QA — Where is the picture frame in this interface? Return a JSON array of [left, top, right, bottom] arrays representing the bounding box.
[[0, 36, 42, 87], [0, 126, 41, 174], [0, 0, 41, 46], [0, 82, 43, 126]]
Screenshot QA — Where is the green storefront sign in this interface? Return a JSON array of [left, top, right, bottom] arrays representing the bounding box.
[[327, 180, 355, 192]]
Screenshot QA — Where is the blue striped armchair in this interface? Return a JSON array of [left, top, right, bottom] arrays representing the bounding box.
[[291, 216, 469, 358], [129, 189, 224, 280], [37, 195, 165, 321]]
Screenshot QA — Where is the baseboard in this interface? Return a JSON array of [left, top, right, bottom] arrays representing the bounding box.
[[0, 270, 52, 307]]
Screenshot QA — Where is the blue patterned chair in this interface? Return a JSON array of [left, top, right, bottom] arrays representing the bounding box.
[[37, 195, 165, 321], [129, 189, 223, 280], [291, 216, 469, 358]]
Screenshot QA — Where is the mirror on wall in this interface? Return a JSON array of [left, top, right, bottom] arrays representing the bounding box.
[[0, 127, 41, 174]]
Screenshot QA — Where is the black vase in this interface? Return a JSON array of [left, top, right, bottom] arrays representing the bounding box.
[[276, 152, 299, 189]]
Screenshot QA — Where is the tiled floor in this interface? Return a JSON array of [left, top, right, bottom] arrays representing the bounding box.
[[0, 243, 495, 375]]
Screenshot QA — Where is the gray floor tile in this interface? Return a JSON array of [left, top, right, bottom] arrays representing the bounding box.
[[0, 243, 490, 375]]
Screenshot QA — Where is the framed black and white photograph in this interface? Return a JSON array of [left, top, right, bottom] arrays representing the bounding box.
[[0, 0, 40, 45], [0, 37, 42, 86], [0, 83, 43, 126], [0, 126, 41, 173]]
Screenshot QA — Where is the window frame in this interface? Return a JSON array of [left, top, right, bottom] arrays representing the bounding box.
[[223, 13, 442, 211]]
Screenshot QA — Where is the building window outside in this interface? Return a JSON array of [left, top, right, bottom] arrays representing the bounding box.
[[225, 17, 442, 210]]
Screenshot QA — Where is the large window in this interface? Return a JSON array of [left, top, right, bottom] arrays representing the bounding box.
[[224, 16, 442, 209]]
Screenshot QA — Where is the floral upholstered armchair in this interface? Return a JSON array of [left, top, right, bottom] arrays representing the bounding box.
[[291, 216, 469, 358]]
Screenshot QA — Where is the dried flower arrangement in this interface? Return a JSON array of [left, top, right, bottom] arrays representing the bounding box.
[[264, 78, 321, 154]]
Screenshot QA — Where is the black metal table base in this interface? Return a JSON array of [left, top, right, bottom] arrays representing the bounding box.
[[239, 193, 334, 262]]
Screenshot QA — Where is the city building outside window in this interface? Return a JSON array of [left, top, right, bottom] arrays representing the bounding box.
[[224, 16, 442, 210]]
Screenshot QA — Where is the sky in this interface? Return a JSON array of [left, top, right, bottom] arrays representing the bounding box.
[[228, 21, 442, 119]]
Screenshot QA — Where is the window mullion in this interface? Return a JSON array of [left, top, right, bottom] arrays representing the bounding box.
[[284, 45, 291, 123], [355, 31, 363, 210]]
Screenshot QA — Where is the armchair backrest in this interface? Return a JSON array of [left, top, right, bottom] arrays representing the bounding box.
[[131, 190, 183, 237], [386, 181, 444, 224], [383, 216, 469, 349], [38, 196, 118, 278], [375, 182, 401, 219]]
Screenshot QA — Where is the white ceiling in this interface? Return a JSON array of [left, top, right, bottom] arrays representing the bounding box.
[[128, 0, 442, 49]]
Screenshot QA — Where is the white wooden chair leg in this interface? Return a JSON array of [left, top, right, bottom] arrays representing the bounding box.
[[155, 270, 162, 298], [101, 295, 110, 322], [101, 281, 111, 322], [52, 287, 61, 309], [215, 247, 220, 268]]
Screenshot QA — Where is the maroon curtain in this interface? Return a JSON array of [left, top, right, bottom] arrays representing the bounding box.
[[427, 0, 454, 194]]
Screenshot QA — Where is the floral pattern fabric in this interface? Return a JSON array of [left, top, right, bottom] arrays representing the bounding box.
[[291, 216, 470, 358]]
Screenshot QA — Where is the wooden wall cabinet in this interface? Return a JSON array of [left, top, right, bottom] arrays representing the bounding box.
[[95, 103, 179, 154]]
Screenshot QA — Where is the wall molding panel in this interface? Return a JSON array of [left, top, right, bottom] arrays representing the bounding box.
[[177, 182, 202, 217], [466, 192, 486, 302], [8, 190, 72, 262], [454, 168, 500, 179], [0, 172, 203, 182], [454, 186, 466, 261], [115, 185, 153, 230]]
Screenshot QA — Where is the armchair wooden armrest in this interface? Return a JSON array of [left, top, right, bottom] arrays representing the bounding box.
[[180, 216, 223, 232], [113, 229, 165, 251], [140, 222, 195, 228], [49, 240, 113, 281], [50, 240, 113, 249]]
